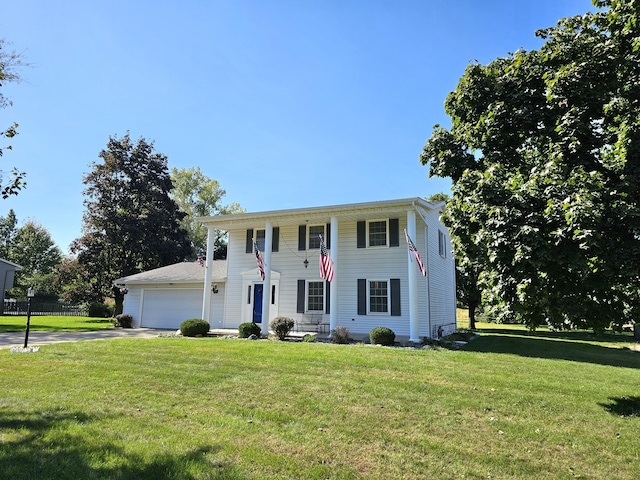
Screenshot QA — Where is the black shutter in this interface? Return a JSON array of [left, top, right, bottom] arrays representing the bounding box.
[[272, 227, 279, 252], [245, 229, 253, 254], [325, 223, 331, 249], [297, 280, 305, 313], [298, 225, 307, 251], [357, 279, 366, 315], [390, 279, 401, 316], [357, 221, 366, 248], [389, 218, 399, 247], [325, 280, 330, 314]]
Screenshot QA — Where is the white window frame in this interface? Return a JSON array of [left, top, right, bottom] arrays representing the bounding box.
[[308, 224, 325, 250], [367, 219, 388, 247], [367, 279, 390, 315], [306, 280, 325, 313], [438, 230, 446, 258]]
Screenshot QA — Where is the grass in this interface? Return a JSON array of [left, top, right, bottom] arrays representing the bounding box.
[[0, 323, 638, 479], [0, 315, 114, 333]]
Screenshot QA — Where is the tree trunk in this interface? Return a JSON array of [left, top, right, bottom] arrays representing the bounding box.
[[468, 303, 477, 330], [112, 285, 124, 316]]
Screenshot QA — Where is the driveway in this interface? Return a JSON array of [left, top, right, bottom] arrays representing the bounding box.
[[0, 328, 171, 349]]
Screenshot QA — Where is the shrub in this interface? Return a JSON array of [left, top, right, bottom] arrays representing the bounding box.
[[270, 316, 294, 340], [239, 322, 261, 338], [331, 325, 351, 344], [180, 318, 210, 337], [114, 314, 133, 328], [369, 326, 396, 346], [88, 302, 113, 318], [302, 334, 316, 343]]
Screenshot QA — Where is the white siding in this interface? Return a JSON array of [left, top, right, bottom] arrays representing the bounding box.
[[220, 210, 455, 339], [420, 208, 457, 337]]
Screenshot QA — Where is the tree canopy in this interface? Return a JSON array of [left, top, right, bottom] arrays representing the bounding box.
[[170, 166, 243, 260], [0, 38, 27, 198], [421, 0, 640, 331], [0, 211, 63, 298], [72, 133, 191, 312]]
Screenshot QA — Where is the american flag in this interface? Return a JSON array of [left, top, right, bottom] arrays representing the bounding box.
[[254, 240, 265, 280], [404, 229, 427, 277], [319, 234, 334, 282]]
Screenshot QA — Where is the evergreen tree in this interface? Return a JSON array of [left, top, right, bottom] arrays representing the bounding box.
[[72, 133, 191, 314]]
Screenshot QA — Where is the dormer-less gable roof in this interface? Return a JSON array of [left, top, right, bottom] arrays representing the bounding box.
[[113, 260, 227, 286], [197, 197, 445, 230]]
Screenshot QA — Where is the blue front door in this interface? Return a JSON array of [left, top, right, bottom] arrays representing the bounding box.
[[252, 284, 263, 323]]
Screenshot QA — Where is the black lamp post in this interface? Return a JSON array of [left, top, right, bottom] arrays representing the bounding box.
[[23, 287, 35, 348]]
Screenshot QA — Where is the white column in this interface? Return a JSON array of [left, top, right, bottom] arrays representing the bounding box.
[[260, 222, 273, 336], [202, 226, 215, 323], [329, 216, 338, 334], [407, 210, 420, 342]]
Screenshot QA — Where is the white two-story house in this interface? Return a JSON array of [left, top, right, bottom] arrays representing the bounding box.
[[116, 197, 456, 341]]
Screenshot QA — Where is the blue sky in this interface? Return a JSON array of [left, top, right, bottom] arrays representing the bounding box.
[[2, 0, 593, 253]]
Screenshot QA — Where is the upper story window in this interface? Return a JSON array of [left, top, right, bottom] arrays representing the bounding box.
[[299, 224, 329, 251], [308, 225, 325, 249], [438, 230, 446, 258], [357, 219, 399, 249], [245, 227, 280, 254], [368, 220, 387, 247], [255, 229, 266, 252]]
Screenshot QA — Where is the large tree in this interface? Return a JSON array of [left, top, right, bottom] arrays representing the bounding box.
[[170, 166, 243, 260], [72, 133, 191, 314], [0, 38, 27, 197], [7, 220, 63, 298], [421, 0, 640, 332]]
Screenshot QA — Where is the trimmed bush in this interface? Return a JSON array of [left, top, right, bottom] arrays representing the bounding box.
[[302, 334, 316, 343], [331, 325, 351, 344], [370, 326, 396, 346], [239, 322, 261, 338], [114, 314, 133, 328], [88, 302, 113, 318], [270, 316, 294, 340], [180, 318, 210, 337]]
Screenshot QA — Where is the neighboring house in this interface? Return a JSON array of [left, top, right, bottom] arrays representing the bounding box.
[[115, 197, 456, 341], [114, 261, 227, 329], [0, 258, 23, 313]]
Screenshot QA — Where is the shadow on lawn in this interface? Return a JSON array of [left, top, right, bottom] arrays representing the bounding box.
[[462, 332, 640, 369], [599, 396, 640, 417], [0, 410, 244, 480]]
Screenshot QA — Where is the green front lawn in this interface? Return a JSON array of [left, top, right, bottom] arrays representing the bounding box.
[[0, 326, 638, 479], [0, 315, 114, 333]]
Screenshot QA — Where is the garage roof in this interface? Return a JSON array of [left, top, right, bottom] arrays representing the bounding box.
[[113, 260, 227, 285]]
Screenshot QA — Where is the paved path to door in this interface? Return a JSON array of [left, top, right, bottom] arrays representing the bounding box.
[[0, 329, 169, 349]]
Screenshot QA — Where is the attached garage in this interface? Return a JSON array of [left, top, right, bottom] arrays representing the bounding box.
[[140, 288, 204, 329], [114, 261, 226, 330]]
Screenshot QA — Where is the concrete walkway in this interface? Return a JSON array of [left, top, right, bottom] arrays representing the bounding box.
[[0, 328, 170, 350]]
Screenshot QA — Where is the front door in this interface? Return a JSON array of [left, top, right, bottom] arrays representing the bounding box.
[[252, 284, 263, 323]]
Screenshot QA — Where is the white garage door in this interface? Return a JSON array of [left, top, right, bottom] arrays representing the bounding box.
[[141, 288, 203, 329]]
